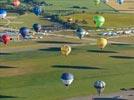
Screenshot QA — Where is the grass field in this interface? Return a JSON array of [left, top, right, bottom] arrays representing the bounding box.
[[0, 37, 134, 100], [43, 0, 116, 14], [0, 13, 53, 29], [60, 13, 134, 28]]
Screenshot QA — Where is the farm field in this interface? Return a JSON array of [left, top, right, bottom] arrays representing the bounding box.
[[107, 0, 134, 13], [0, 0, 134, 100], [0, 36, 134, 100]]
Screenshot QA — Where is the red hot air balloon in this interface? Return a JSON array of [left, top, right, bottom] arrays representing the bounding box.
[[12, 0, 20, 7], [1, 34, 11, 45]]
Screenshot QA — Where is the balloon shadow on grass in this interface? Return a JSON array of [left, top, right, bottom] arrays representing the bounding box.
[[52, 65, 103, 70], [39, 47, 60, 52], [111, 43, 133, 46], [37, 41, 81, 44], [110, 56, 134, 59], [87, 50, 118, 53], [0, 65, 16, 69], [0, 53, 11, 55], [0, 95, 18, 99]]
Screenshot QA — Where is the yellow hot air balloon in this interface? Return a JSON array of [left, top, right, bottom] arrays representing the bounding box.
[[97, 38, 107, 49], [61, 45, 71, 56]]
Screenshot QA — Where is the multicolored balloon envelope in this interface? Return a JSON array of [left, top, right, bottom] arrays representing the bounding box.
[[33, 23, 42, 32], [94, 80, 106, 96], [0, 9, 7, 19], [61, 73, 74, 86], [76, 28, 86, 39], [1, 34, 11, 45], [61, 45, 71, 56], [116, 0, 124, 4], [12, 0, 20, 7], [97, 38, 107, 49], [93, 16, 105, 28], [33, 6, 42, 16], [19, 27, 30, 38]]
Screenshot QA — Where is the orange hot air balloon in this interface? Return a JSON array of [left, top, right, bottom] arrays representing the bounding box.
[[1, 34, 11, 45], [12, 0, 20, 7]]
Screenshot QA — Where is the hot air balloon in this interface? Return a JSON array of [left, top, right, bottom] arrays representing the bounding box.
[[12, 0, 20, 7], [1, 34, 11, 45], [93, 16, 105, 28], [0, 9, 7, 19], [94, 80, 106, 96], [116, 0, 124, 4], [97, 38, 107, 49], [61, 73, 74, 86], [67, 17, 73, 23], [33, 6, 42, 16], [94, 0, 101, 6], [61, 45, 71, 56], [76, 28, 87, 39], [101, 0, 109, 3], [19, 27, 30, 38], [33, 23, 42, 32]]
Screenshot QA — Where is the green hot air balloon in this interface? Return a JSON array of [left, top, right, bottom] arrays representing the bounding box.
[[94, 0, 101, 6], [93, 16, 105, 28]]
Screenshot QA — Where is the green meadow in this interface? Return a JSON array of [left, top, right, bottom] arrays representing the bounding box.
[[0, 38, 134, 100]]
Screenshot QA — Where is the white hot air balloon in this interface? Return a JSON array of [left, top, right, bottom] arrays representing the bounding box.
[[94, 80, 106, 96]]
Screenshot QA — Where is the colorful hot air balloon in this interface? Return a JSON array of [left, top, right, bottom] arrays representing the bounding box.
[[33, 23, 42, 32], [76, 28, 87, 39], [12, 0, 20, 7], [94, 80, 106, 96], [0, 9, 7, 19], [1, 34, 11, 45], [61, 45, 71, 56], [94, 0, 101, 6], [93, 16, 105, 28], [116, 0, 124, 4], [61, 73, 74, 86], [97, 38, 107, 49], [19, 27, 30, 38], [33, 6, 42, 16]]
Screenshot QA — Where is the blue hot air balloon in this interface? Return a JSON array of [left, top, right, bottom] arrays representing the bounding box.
[[33, 23, 42, 32], [116, 0, 124, 4], [19, 27, 30, 38], [33, 6, 42, 16], [0, 9, 7, 19], [76, 28, 87, 39], [61, 73, 74, 86]]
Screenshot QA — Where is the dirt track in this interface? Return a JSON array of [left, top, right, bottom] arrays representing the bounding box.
[[66, 90, 134, 100]]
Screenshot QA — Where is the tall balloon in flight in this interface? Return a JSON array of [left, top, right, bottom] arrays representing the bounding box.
[[94, 0, 101, 6], [61, 45, 71, 56], [1, 34, 11, 45], [76, 28, 87, 39], [0, 9, 7, 19], [12, 0, 20, 7], [97, 38, 107, 49], [61, 73, 74, 86], [19, 27, 30, 38], [116, 0, 124, 4], [93, 16, 105, 28], [94, 80, 106, 96], [33, 23, 42, 32], [33, 6, 42, 16]]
